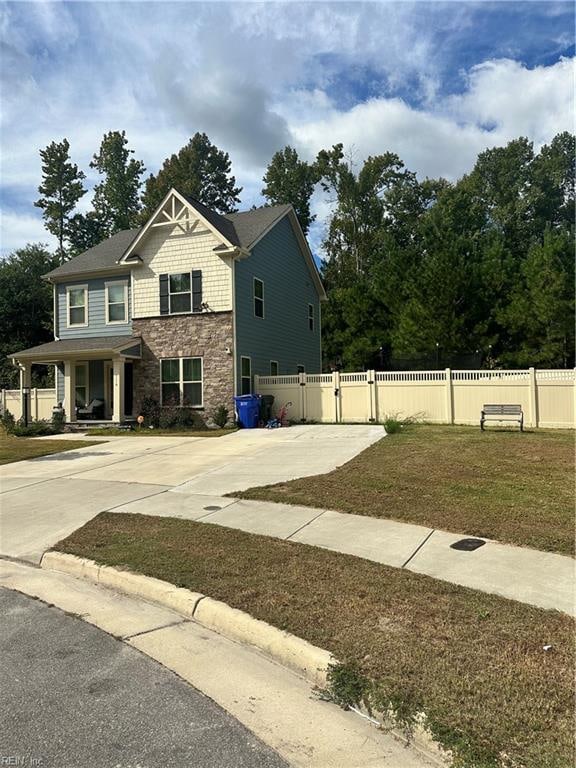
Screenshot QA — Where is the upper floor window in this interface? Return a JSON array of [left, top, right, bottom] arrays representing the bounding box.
[[67, 285, 88, 327], [297, 365, 305, 374], [159, 271, 203, 315], [161, 357, 203, 407], [169, 273, 191, 314], [270, 360, 279, 376], [308, 303, 314, 331], [106, 281, 128, 324], [253, 278, 264, 319]]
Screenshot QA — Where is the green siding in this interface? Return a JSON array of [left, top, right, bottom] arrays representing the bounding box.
[[234, 215, 322, 391], [56, 275, 132, 338]]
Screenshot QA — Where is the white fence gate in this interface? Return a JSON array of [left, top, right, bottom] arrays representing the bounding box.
[[255, 369, 575, 429]]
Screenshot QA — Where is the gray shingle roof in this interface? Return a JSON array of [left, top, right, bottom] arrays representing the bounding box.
[[225, 204, 292, 249], [43, 197, 294, 281], [45, 229, 141, 280], [9, 336, 141, 360]]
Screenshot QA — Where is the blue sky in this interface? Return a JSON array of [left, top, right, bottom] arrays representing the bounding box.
[[0, 1, 573, 256]]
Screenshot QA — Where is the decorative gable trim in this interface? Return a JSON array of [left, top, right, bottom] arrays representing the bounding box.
[[118, 188, 236, 263]]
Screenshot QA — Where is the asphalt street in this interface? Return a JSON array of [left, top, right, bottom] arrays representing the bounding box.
[[0, 589, 287, 768]]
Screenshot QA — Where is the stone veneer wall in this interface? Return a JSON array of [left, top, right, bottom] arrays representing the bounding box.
[[132, 313, 234, 422]]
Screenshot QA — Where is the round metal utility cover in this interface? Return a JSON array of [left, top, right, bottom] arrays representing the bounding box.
[[203, 506, 222, 512], [450, 538, 486, 551]]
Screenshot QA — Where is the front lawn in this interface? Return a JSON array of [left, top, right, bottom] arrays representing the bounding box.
[[56, 512, 574, 768], [0, 432, 98, 465], [233, 425, 575, 555]]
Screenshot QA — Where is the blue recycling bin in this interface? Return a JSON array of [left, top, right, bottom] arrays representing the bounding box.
[[234, 394, 261, 428]]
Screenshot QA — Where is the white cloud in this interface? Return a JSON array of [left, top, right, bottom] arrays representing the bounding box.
[[0, 210, 55, 254], [289, 57, 574, 181], [0, 2, 573, 256]]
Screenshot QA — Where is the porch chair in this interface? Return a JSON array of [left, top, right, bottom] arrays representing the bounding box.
[[76, 398, 105, 420]]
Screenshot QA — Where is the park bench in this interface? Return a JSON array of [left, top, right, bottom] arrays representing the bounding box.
[[480, 404, 523, 431]]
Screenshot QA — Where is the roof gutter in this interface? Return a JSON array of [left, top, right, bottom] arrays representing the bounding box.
[[42, 263, 139, 283]]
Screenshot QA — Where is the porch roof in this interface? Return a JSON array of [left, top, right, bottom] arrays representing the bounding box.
[[9, 336, 142, 363]]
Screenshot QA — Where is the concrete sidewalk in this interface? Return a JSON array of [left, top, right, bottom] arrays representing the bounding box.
[[112, 493, 576, 615], [0, 425, 384, 563]]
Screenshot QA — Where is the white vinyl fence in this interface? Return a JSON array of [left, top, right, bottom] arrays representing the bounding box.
[[255, 369, 575, 429], [1, 389, 56, 422]]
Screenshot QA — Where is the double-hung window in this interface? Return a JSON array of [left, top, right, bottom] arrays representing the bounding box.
[[67, 285, 88, 327], [106, 281, 128, 324], [253, 278, 264, 319], [270, 360, 279, 376], [308, 303, 314, 331], [169, 273, 191, 314], [159, 271, 203, 315], [161, 357, 203, 407]]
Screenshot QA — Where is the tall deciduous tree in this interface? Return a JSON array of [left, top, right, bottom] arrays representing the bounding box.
[[317, 144, 415, 277], [141, 133, 241, 218], [0, 244, 57, 388], [34, 139, 86, 262], [90, 130, 145, 235], [262, 146, 318, 233]]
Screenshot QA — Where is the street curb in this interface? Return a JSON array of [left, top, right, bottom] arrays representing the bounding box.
[[40, 550, 450, 765], [40, 551, 334, 688]]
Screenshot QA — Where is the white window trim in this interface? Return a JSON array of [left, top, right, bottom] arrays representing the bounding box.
[[74, 362, 89, 407], [66, 284, 88, 328], [240, 356, 252, 394], [308, 303, 314, 331], [270, 360, 279, 376], [253, 278, 265, 319], [160, 357, 203, 408], [168, 272, 192, 316], [105, 280, 129, 325]]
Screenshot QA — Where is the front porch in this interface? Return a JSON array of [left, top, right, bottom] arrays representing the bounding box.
[[10, 336, 142, 424]]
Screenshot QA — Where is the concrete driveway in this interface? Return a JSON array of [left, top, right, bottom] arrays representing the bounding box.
[[0, 425, 384, 563]]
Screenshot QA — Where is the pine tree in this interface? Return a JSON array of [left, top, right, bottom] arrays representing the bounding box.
[[90, 130, 145, 235], [262, 146, 318, 233], [34, 139, 86, 262], [140, 133, 241, 219]]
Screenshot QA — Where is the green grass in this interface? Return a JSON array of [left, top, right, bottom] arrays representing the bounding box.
[[0, 431, 98, 465], [87, 427, 235, 437], [56, 512, 575, 768], [233, 425, 575, 555]]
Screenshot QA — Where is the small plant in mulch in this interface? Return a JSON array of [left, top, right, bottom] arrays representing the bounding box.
[[211, 404, 229, 429]]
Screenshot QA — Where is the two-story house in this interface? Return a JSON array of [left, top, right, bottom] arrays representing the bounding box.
[[10, 189, 326, 423]]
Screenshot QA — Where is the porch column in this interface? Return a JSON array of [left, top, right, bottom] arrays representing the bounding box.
[[19, 362, 31, 423], [64, 360, 77, 423], [112, 358, 125, 423]]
